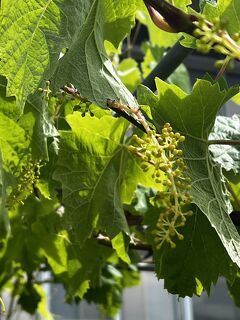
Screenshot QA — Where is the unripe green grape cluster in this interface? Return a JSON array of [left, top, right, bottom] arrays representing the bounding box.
[[128, 123, 192, 249], [7, 160, 41, 208]]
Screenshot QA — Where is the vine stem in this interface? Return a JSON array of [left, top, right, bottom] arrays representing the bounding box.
[[215, 56, 232, 81], [207, 140, 240, 146]]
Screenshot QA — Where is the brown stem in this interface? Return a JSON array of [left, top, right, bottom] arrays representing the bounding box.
[[125, 213, 144, 226], [215, 57, 231, 81], [208, 139, 240, 146], [33, 279, 54, 285]]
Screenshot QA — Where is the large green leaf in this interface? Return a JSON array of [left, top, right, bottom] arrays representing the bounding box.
[[53, 0, 138, 109], [62, 238, 113, 300], [0, 0, 139, 110], [0, 0, 68, 109], [227, 272, 240, 307], [85, 263, 140, 317], [146, 206, 237, 296], [137, 78, 240, 267], [54, 112, 161, 243], [210, 115, 240, 173], [54, 113, 130, 241], [0, 195, 61, 287]]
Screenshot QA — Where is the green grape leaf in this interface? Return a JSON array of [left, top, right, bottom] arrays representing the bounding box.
[[63, 239, 113, 300], [54, 113, 130, 242], [203, 0, 240, 34], [31, 215, 68, 275], [0, 0, 69, 110], [227, 272, 240, 307], [18, 102, 55, 161], [52, 0, 139, 109], [137, 78, 240, 267], [2, 225, 43, 272], [0, 197, 63, 275], [54, 113, 161, 243], [209, 115, 240, 173], [85, 263, 140, 317], [102, 0, 143, 48], [146, 206, 237, 296], [85, 264, 123, 317], [0, 0, 139, 110]]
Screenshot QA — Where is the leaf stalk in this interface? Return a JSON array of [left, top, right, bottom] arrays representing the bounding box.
[[207, 140, 240, 146]]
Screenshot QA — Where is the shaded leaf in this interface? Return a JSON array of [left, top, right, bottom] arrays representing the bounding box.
[[147, 206, 237, 296], [63, 239, 113, 300], [227, 272, 240, 307], [85, 263, 140, 317], [18, 280, 41, 314]]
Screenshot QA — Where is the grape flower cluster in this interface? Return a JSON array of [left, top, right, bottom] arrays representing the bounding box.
[[7, 160, 41, 208], [193, 17, 240, 60], [128, 123, 193, 249]]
